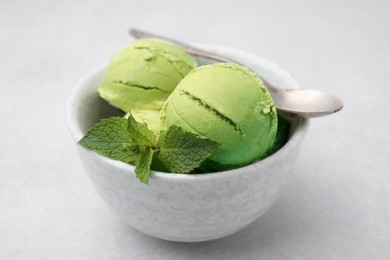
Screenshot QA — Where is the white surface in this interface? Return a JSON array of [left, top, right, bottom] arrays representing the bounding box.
[[0, 0, 389, 259]]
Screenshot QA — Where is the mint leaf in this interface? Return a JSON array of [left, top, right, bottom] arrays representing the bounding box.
[[127, 113, 156, 146], [135, 146, 154, 184], [124, 144, 141, 162], [156, 126, 218, 173], [78, 117, 138, 164], [79, 116, 218, 184]]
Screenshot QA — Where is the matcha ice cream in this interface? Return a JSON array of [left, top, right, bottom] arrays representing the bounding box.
[[98, 39, 197, 113], [125, 109, 161, 135], [97, 39, 282, 171], [161, 63, 278, 167]]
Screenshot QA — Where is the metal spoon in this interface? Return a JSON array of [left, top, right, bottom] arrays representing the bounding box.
[[129, 28, 343, 118]]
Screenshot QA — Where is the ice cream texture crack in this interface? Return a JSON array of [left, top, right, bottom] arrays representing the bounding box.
[[179, 90, 244, 136], [112, 80, 170, 94]]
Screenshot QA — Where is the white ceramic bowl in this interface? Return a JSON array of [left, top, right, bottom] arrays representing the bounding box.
[[67, 45, 308, 242]]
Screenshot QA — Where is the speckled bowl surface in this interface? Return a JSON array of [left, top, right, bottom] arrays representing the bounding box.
[[67, 45, 309, 242]]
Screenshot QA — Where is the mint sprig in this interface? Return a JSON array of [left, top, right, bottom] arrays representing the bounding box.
[[78, 114, 218, 184]]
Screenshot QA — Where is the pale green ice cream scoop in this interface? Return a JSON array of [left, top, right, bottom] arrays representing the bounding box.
[[98, 39, 197, 113], [161, 63, 278, 167]]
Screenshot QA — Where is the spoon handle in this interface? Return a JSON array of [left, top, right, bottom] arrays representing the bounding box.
[[130, 29, 235, 64]]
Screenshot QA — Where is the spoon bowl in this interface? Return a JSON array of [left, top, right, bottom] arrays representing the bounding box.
[[268, 88, 344, 118]]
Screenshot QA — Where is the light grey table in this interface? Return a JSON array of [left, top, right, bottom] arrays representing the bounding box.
[[1, 0, 389, 259]]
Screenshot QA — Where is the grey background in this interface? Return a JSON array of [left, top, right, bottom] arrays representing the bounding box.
[[1, 0, 389, 259]]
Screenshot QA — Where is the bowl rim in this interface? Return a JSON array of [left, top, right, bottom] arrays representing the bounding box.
[[67, 44, 309, 182]]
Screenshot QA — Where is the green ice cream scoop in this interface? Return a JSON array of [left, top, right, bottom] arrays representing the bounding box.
[[161, 63, 278, 167], [98, 39, 197, 112]]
